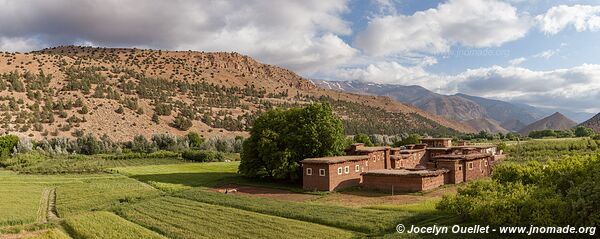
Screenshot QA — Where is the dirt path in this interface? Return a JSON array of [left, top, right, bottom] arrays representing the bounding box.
[[213, 184, 319, 202], [47, 188, 59, 221], [36, 187, 59, 224]]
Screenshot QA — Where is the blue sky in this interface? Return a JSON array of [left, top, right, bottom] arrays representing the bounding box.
[[0, 0, 599, 114]]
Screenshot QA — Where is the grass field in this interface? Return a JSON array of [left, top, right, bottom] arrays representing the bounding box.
[[118, 196, 355, 239], [0, 171, 47, 226], [55, 174, 162, 217], [111, 162, 244, 192], [63, 211, 165, 239], [176, 188, 415, 235]]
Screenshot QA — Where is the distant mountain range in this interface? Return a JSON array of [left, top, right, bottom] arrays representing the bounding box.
[[313, 80, 595, 133], [519, 112, 578, 135]]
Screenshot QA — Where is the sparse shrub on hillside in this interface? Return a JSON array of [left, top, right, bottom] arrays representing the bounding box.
[[171, 115, 192, 131], [181, 150, 225, 162], [115, 106, 124, 114], [151, 112, 160, 124]]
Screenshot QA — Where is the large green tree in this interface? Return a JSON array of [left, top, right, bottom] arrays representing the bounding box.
[[239, 103, 346, 181]]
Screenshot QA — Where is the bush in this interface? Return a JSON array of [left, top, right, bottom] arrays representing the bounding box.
[[171, 115, 192, 131], [181, 150, 225, 162], [187, 132, 204, 148], [0, 135, 19, 159], [353, 133, 373, 146]]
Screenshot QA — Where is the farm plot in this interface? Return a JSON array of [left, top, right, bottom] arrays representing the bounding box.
[[63, 211, 165, 239], [176, 188, 412, 235], [118, 196, 355, 239], [55, 174, 161, 217], [0, 171, 59, 227], [112, 162, 242, 191]]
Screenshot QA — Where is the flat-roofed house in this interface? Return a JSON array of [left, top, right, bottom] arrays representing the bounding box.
[[431, 153, 494, 184], [301, 155, 370, 191]]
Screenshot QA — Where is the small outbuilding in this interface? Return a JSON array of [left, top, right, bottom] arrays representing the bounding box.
[[361, 168, 449, 193]]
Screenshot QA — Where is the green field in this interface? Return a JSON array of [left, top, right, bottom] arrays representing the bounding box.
[[118, 196, 355, 239], [64, 211, 165, 239], [11, 140, 590, 239]]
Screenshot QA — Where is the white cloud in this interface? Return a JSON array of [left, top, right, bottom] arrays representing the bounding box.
[[533, 49, 559, 59], [536, 4, 600, 34], [509, 57, 527, 66], [330, 63, 600, 112], [0, 0, 355, 74], [355, 0, 531, 56], [0, 37, 45, 52]]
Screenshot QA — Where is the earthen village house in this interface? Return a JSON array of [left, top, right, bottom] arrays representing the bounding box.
[[301, 138, 505, 192]]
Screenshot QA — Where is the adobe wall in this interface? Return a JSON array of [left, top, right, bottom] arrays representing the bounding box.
[[436, 161, 464, 184], [327, 160, 367, 190], [464, 157, 492, 181], [362, 174, 445, 193], [302, 163, 330, 191]]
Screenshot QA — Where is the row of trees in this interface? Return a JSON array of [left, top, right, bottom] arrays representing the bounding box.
[[528, 126, 598, 139], [9, 132, 243, 156]]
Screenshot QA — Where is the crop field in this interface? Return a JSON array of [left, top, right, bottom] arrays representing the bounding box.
[[117, 196, 355, 239], [63, 211, 165, 239], [111, 162, 242, 191], [176, 188, 415, 235], [0, 171, 47, 226], [55, 174, 161, 217]]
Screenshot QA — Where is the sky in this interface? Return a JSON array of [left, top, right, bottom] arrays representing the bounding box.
[[0, 0, 599, 114]]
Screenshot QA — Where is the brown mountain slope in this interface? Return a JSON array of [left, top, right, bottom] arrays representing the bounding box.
[[0, 46, 473, 141], [579, 113, 600, 133], [462, 118, 509, 133], [519, 112, 577, 135]]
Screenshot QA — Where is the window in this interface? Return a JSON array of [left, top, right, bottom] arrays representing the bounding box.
[[484, 160, 488, 166], [355, 165, 360, 172], [344, 166, 350, 174], [306, 168, 312, 176], [458, 166, 462, 171], [468, 162, 474, 170], [319, 169, 326, 176], [337, 167, 343, 175]]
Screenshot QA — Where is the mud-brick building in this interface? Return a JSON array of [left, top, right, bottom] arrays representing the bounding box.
[[301, 138, 504, 192], [431, 153, 495, 184], [362, 168, 449, 193]]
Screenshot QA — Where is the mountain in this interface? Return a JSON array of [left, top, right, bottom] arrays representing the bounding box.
[[313, 80, 558, 132], [518, 112, 578, 135], [0, 46, 473, 141], [500, 119, 527, 132], [579, 113, 600, 133], [463, 118, 509, 133]]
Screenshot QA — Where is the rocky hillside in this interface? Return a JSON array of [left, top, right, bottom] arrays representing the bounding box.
[[0, 46, 473, 141], [519, 112, 577, 135], [579, 113, 600, 133]]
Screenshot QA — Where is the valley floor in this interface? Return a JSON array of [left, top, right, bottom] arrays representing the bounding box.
[[0, 160, 467, 239]]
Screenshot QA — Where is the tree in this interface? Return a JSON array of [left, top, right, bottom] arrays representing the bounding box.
[[0, 135, 19, 159], [575, 126, 595, 137], [353, 133, 373, 146], [171, 115, 192, 130], [239, 103, 346, 181], [187, 132, 204, 148], [394, 134, 421, 146]]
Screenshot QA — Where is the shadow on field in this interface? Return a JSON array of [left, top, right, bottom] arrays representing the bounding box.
[[130, 172, 241, 188], [130, 172, 303, 192]]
